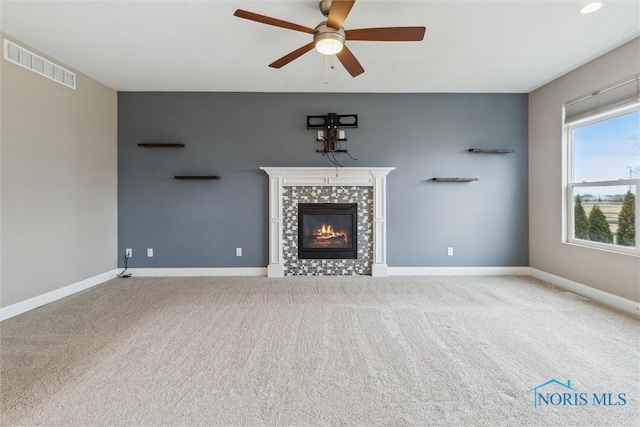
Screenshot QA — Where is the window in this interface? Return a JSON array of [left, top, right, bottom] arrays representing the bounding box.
[[565, 78, 639, 255]]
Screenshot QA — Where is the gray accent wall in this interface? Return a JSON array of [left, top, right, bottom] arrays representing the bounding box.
[[1, 34, 118, 308], [118, 92, 528, 269]]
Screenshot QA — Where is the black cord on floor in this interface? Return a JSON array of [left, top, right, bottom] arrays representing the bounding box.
[[118, 253, 131, 278]]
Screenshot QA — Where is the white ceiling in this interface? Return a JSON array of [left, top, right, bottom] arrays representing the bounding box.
[[1, 0, 638, 93]]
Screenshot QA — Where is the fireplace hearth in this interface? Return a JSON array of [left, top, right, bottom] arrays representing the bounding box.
[[298, 203, 357, 259]]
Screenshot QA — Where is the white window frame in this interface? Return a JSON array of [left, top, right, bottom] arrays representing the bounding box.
[[565, 103, 640, 256]]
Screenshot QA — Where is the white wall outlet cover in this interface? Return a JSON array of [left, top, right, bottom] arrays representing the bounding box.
[[147, 248, 153, 257], [126, 248, 132, 257], [236, 248, 242, 256]]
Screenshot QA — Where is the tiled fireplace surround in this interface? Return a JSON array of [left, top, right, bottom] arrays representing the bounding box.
[[260, 167, 394, 277]]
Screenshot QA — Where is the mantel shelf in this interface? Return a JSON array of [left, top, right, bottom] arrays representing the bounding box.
[[174, 175, 220, 180], [468, 148, 515, 153], [432, 177, 478, 182], [138, 143, 185, 148]]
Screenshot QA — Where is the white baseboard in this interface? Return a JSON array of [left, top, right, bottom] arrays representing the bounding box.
[[371, 263, 389, 277], [3, 266, 635, 320], [127, 267, 267, 277], [0, 269, 118, 322], [530, 268, 640, 316], [388, 266, 531, 276]]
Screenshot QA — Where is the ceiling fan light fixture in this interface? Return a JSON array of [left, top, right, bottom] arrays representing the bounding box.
[[314, 22, 346, 55], [316, 38, 344, 55]]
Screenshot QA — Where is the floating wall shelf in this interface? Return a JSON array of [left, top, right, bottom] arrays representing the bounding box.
[[174, 176, 221, 180], [138, 143, 185, 148], [468, 148, 515, 153], [432, 178, 478, 182]]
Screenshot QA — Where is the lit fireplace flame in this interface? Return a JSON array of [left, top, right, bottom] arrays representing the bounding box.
[[314, 224, 348, 242]]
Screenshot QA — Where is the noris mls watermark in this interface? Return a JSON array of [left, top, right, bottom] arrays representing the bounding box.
[[528, 379, 627, 408]]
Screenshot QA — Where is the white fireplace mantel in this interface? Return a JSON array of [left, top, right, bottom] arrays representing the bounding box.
[[260, 167, 395, 277]]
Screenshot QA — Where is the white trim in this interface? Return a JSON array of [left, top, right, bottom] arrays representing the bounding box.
[[565, 104, 640, 256], [371, 263, 389, 276], [266, 264, 284, 277], [388, 267, 531, 276], [0, 269, 118, 321], [259, 167, 396, 187], [260, 167, 395, 277], [127, 267, 267, 277], [530, 268, 640, 316], [565, 237, 639, 256], [2, 267, 636, 319]]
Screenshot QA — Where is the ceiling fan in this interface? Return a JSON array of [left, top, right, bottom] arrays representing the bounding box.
[[233, 0, 426, 77]]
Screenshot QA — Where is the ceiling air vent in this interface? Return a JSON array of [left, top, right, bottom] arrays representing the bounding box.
[[3, 39, 76, 89]]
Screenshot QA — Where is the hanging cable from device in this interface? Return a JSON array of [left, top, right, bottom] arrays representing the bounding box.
[[118, 253, 131, 278]]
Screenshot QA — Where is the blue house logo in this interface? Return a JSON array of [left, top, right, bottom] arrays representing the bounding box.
[[528, 379, 627, 408], [528, 379, 576, 408]]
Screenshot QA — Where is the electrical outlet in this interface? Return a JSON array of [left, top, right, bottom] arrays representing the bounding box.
[[317, 131, 324, 141], [147, 248, 153, 257], [447, 247, 454, 256], [338, 130, 345, 139], [126, 248, 132, 257], [236, 248, 242, 257]]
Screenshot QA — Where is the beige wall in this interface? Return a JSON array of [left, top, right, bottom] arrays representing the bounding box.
[[529, 37, 640, 302], [0, 34, 117, 308]]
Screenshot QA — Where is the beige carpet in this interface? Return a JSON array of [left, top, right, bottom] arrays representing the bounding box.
[[0, 275, 638, 426]]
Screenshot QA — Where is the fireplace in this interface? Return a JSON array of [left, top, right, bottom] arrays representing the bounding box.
[[260, 167, 394, 277], [298, 203, 358, 259]]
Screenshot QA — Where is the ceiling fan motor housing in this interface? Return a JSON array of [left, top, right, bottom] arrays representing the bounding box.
[[314, 22, 346, 46]]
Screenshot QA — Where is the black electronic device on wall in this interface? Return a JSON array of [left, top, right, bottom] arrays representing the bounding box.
[[307, 113, 358, 166]]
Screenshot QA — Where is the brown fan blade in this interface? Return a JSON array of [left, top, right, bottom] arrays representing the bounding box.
[[336, 45, 364, 77], [346, 27, 426, 41], [234, 9, 314, 34], [327, 0, 356, 30], [269, 43, 316, 69]]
